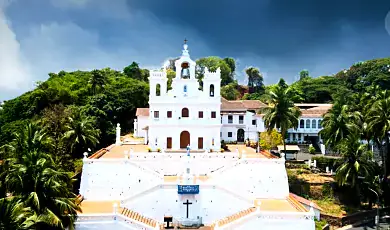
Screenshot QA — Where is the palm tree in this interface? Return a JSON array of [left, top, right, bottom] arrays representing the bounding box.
[[1, 123, 50, 158], [64, 115, 100, 158], [0, 197, 31, 230], [366, 90, 390, 179], [1, 124, 81, 229], [4, 150, 81, 229], [261, 79, 301, 156], [89, 69, 106, 95], [319, 100, 360, 152], [335, 134, 375, 204]]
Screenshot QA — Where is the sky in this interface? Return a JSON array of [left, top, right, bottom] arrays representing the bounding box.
[[1, 0, 390, 100]]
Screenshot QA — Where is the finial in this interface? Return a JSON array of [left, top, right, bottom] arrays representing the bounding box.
[[83, 152, 88, 159], [184, 38, 188, 44]]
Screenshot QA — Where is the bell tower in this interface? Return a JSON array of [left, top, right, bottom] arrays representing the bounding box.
[[172, 40, 198, 98]]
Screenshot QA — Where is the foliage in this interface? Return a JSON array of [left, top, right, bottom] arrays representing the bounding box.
[[196, 56, 234, 86], [299, 69, 310, 80], [0, 124, 81, 229], [261, 79, 302, 155], [315, 219, 328, 230], [259, 129, 283, 150], [123, 62, 149, 81], [221, 82, 240, 100], [245, 67, 264, 94], [308, 144, 316, 154]]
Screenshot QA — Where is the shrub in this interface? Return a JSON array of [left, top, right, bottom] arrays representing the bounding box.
[[147, 148, 152, 152], [311, 156, 342, 172], [220, 148, 225, 153], [308, 144, 316, 154], [157, 148, 161, 153], [221, 140, 228, 150]]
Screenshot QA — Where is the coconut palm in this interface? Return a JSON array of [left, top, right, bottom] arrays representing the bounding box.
[[64, 115, 100, 158], [0, 197, 31, 230], [89, 69, 106, 95], [335, 134, 375, 187], [1, 124, 81, 229], [261, 79, 301, 155], [1, 122, 50, 159], [319, 100, 360, 151], [366, 90, 390, 178], [4, 149, 81, 229]]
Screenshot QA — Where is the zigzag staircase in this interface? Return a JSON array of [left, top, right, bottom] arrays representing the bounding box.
[[120, 207, 158, 228], [210, 207, 257, 229]]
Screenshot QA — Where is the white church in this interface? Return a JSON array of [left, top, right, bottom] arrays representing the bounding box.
[[74, 42, 320, 230]]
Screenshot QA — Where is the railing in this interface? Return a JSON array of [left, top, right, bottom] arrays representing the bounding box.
[[76, 213, 155, 229], [120, 207, 159, 228], [218, 210, 315, 230], [212, 207, 257, 228]]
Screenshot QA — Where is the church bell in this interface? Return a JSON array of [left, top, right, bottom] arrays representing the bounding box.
[[182, 68, 190, 78]]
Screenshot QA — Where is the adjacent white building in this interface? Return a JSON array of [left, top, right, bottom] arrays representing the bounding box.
[[134, 45, 331, 151]]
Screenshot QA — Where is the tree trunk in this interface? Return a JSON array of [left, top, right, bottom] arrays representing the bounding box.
[[282, 129, 287, 159], [385, 134, 389, 178]]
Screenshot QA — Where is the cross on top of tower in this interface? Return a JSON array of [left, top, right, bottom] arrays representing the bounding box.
[[184, 38, 188, 44]]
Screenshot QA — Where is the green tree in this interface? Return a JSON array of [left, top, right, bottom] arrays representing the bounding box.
[[123, 62, 148, 81], [245, 67, 264, 94], [299, 69, 309, 80], [259, 129, 283, 150], [0, 197, 31, 230], [335, 134, 375, 204], [319, 99, 360, 151], [88, 69, 106, 95], [366, 90, 390, 179], [64, 110, 100, 158], [196, 56, 234, 86], [2, 124, 81, 229], [261, 79, 301, 156], [221, 82, 240, 100]]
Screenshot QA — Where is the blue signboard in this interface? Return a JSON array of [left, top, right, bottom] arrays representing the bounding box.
[[178, 185, 199, 194]]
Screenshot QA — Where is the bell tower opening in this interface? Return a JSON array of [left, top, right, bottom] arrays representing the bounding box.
[[181, 62, 190, 79]]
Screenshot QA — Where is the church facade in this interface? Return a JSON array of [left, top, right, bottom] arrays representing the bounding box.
[[134, 43, 331, 152], [136, 42, 222, 151]]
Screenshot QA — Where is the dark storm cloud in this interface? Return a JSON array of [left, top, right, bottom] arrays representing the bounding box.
[[128, 0, 390, 57]]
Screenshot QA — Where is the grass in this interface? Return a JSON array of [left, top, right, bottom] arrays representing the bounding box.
[[315, 219, 328, 230], [313, 198, 346, 216]]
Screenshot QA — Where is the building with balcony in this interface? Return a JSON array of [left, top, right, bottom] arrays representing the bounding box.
[[133, 43, 331, 152]]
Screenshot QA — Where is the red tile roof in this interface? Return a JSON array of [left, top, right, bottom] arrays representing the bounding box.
[[136, 108, 149, 116], [289, 193, 322, 211]]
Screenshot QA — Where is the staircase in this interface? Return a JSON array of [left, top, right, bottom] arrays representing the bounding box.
[[120, 207, 158, 228], [287, 195, 308, 212], [210, 207, 257, 228]]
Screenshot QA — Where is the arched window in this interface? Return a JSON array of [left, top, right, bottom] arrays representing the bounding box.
[[181, 62, 190, 79], [299, 120, 304, 128], [318, 119, 322, 129], [312, 120, 316, 129], [210, 84, 215, 97], [156, 84, 161, 96], [182, 108, 189, 117], [184, 85, 187, 93], [305, 119, 310, 128]]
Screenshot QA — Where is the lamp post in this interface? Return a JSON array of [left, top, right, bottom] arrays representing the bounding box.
[[367, 187, 380, 230]]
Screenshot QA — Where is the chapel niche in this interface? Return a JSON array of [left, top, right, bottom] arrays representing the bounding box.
[[181, 62, 190, 79]]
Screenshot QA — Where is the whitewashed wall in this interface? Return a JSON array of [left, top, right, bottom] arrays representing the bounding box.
[[123, 185, 252, 225], [79, 159, 163, 200], [228, 212, 315, 230], [209, 159, 289, 199]]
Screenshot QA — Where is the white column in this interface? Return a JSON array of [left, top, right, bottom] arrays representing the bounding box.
[[133, 119, 138, 137], [116, 123, 121, 146]]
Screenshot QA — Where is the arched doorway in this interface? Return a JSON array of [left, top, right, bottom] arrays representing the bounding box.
[[180, 131, 190, 148], [237, 129, 245, 142]]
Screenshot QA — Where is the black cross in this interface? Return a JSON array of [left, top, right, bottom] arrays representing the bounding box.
[[164, 216, 173, 229], [184, 38, 188, 44], [183, 199, 192, 218]]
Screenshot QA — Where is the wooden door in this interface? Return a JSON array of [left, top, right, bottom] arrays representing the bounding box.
[[167, 137, 172, 149], [180, 131, 190, 148], [198, 137, 203, 149]]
